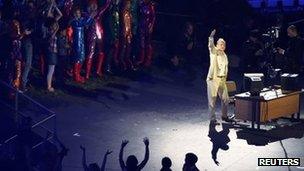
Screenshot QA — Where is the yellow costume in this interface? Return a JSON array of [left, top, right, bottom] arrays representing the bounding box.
[[206, 36, 229, 120]]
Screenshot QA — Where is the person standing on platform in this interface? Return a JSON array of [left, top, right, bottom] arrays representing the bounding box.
[[69, 7, 93, 83], [45, 19, 59, 92], [206, 29, 234, 124], [136, 0, 155, 68], [84, 0, 111, 80], [120, 0, 134, 71], [277, 25, 304, 74]]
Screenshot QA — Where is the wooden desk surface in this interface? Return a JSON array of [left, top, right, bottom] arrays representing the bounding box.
[[235, 89, 303, 101], [235, 88, 303, 122]]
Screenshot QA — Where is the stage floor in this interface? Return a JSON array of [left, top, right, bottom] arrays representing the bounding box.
[[30, 68, 304, 171]]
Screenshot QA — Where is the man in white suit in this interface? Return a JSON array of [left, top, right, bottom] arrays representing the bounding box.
[[206, 29, 234, 124]]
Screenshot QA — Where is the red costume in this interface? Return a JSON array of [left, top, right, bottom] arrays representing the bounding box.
[[137, 0, 155, 67], [120, 0, 134, 70], [10, 20, 23, 90]]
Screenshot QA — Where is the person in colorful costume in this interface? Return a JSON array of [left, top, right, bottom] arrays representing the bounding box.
[[137, 0, 155, 67], [120, 0, 134, 70], [9, 20, 31, 90], [85, 0, 111, 80], [69, 7, 93, 83], [106, 0, 121, 71]]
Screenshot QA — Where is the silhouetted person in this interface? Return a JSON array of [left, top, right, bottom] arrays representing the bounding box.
[[208, 122, 230, 165], [160, 157, 172, 171], [80, 145, 112, 171], [39, 132, 68, 171], [182, 153, 199, 171], [241, 29, 264, 72], [170, 22, 197, 86], [53, 134, 69, 171], [119, 137, 149, 171]]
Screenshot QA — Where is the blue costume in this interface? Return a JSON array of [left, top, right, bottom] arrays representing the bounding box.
[[69, 16, 92, 83], [70, 16, 93, 62]]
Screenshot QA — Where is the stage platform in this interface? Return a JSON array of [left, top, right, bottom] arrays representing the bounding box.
[[23, 68, 304, 171]]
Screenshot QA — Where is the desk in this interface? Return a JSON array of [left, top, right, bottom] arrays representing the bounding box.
[[235, 89, 303, 130]]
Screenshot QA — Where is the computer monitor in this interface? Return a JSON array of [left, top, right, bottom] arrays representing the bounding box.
[[281, 73, 300, 92], [243, 73, 264, 96]]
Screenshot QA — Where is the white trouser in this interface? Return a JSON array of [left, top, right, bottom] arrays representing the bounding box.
[[206, 78, 229, 120]]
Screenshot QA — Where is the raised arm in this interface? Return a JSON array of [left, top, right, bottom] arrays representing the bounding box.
[[54, 5, 63, 21], [95, 0, 111, 19], [119, 140, 128, 169], [101, 150, 112, 171], [80, 145, 89, 170], [138, 137, 150, 170], [208, 29, 216, 54]]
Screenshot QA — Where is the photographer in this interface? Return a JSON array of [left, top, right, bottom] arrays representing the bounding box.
[[277, 25, 304, 73]]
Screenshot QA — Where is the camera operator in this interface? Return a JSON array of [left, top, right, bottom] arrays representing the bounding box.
[[277, 25, 304, 73]]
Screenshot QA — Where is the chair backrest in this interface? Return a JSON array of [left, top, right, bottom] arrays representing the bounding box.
[[226, 81, 237, 96]]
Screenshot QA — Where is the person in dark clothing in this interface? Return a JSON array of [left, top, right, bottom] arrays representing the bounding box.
[[170, 22, 197, 86], [208, 122, 230, 166], [277, 25, 304, 73], [160, 157, 172, 171], [119, 138, 149, 171], [45, 18, 59, 92], [182, 153, 199, 171], [80, 145, 112, 171], [57, 28, 70, 84], [20, 0, 36, 91], [241, 29, 264, 72]]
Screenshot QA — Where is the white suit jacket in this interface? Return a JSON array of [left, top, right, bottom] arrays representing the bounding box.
[[206, 37, 228, 81]]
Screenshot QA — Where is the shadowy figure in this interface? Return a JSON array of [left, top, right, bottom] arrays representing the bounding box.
[[119, 137, 149, 171], [208, 122, 231, 165], [160, 157, 172, 171], [80, 145, 112, 171], [182, 153, 199, 171], [53, 134, 69, 171], [236, 122, 304, 146], [38, 132, 68, 171]]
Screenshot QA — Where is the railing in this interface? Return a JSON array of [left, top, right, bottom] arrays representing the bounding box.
[[0, 80, 56, 149]]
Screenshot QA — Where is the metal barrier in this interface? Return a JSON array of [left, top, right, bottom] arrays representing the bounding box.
[[0, 80, 56, 149]]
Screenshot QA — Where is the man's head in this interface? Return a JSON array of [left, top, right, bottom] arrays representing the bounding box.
[[162, 157, 172, 168], [74, 7, 82, 19], [287, 25, 298, 38], [27, 0, 35, 9], [88, 0, 98, 13], [88, 163, 100, 171], [124, 0, 131, 9], [216, 38, 226, 51], [126, 155, 138, 169], [185, 22, 194, 36], [184, 153, 198, 166]]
